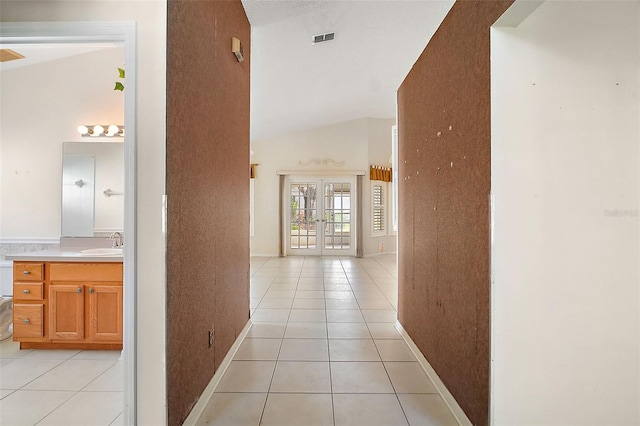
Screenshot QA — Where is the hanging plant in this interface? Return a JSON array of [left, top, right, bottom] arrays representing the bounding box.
[[114, 67, 125, 91]]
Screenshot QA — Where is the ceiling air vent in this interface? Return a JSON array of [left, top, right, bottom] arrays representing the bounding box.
[[312, 32, 335, 45], [0, 49, 25, 63]]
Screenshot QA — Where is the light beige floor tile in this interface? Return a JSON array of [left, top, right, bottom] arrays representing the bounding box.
[[71, 350, 122, 360], [84, 361, 124, 392], [264, 289, 296, 299], [250, 308, 290, 322], [375, 340, 416, 361], [257, 298, 294, 309], [250, 298, 261, 309], [0, 390, 75, 425], [269, 282, 298, 290], [324, 277, 350, 284], [297, 283, 324, 291], [325, 291, 355, 300], [354, 290, 387, 300], [279, 339, 328, 361], [37, 390, 122, 426], [0, 340, 31, 359], [325, 299, 360, 310], [246, 322, 286, 339], [327, 322, 371, 339], [333, 393, 408, 425], [298, 277, 324, 285], [21, 349, 81, 360], [330, 362, 393, 393], [109, 411, 124, 426], [357, 298, 395, 310], [288, 309, 326, 322], [0, 358, 64, 389], [0, 358, 16, 367], [284, 322, 327, 339], [329, 339, 380, 361], [292, 298, 326, 309], [24, 359, 117, 391], [261, 393, 333, 426], [234, 338, 281, 360], [368, 323, 402, 339], [384, 362, 437, 393], [362, 309, 398, 323], [324, 283, 351, 291], [1, 389, 16, 399], [397, 393, 458, 425], [216, 361, 276, 393], [326, 309, 364, 323], [294, 290, 325, 299], [270, 361, 331, 393], [199, 393, 266, 425]]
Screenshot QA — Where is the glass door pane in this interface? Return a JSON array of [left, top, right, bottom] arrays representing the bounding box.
[[289, 181, 319, 254], [322, 181, 352, 254]]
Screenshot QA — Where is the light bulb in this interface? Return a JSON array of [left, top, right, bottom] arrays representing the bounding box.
[[92, 125, 104, 137], [107, 125, 119, 136], [77, 125, 89, 135]]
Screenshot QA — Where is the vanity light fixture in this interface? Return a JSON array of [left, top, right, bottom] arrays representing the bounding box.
[[77, 124, 125, 137]]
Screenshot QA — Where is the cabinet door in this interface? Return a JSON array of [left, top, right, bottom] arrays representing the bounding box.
[[49, 285, 84, 341], [88, 285, 123, 342]]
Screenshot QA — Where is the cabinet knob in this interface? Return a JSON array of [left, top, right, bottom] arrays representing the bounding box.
[[23, 289, 30, 294], [22, 270, 30, 275], [23, 318, 30, 324], [76, 288, 82, 293], [89, 288, 94, 294]]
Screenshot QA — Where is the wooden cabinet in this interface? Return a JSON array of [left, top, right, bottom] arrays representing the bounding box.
[[12, 261, 123, 350]]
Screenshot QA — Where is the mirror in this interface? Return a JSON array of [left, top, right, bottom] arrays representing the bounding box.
[[61, 142, 124, 237]]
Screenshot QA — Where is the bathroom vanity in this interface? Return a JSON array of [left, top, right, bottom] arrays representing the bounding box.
[[7, 249, 123, 350]]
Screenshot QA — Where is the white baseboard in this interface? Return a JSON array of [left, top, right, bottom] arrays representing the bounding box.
[[183, 319, 252, 426], [395, 321, 472, 426]]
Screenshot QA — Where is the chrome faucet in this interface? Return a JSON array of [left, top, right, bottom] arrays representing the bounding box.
[[110, 232, 124, 248]]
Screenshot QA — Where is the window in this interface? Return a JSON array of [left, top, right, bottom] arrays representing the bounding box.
[[372, 183, 386, 236]]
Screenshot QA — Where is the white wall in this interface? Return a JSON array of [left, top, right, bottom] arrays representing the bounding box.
[[491, 2, 639, 424], [1, 48, 124, 238], [1, 2, 167, 424], [251, 117, 397, 257]]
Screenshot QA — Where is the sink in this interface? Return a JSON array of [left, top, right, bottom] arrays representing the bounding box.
[[79, 248, 123, 256]]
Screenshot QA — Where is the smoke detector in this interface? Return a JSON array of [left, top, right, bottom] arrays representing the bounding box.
[[312, 32, 335, 45]]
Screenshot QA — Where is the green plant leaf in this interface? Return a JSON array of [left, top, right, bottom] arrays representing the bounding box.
[[114, 82, 125, 92], [118, 68, 125, 79]]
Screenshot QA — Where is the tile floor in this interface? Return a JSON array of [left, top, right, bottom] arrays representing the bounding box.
[[1, 254, 458, 425], [0, 341, 123, 426], [200, 254, 458, 425]]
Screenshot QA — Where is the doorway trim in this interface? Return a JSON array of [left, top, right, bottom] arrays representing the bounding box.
[[277, 170, 365, 257], [0, 21, 137, 424]]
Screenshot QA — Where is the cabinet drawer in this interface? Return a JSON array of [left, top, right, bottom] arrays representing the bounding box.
[[50, 263, 122, 282], [14, 283, 44, 301], [13, 304, 44, 338], [13, 263, 44, 281]]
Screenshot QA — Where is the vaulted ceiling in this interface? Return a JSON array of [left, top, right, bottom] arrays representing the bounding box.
[[241, 0, 455, 141]]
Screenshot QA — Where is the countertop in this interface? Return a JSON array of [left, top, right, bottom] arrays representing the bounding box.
[[5, 248, 123, 263]]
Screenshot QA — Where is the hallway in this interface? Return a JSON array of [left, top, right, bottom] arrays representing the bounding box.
[[198, 254, 458, 425]]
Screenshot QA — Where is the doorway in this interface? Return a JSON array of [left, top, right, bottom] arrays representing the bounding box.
[[0, 22, 137, 424], [287, 177, 355, 256]]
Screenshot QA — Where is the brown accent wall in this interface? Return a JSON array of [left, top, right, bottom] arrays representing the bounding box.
[[166, 1, 250, 424], [397, 2, 512, 425]]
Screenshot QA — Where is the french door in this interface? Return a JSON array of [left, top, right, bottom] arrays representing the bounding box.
[[287, 177, 355, 256]]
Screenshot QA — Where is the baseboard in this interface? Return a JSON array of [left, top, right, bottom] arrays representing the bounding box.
[[363, 251, 397, 258], [183, 319, 253, 426], [395, 321, 472, 426]]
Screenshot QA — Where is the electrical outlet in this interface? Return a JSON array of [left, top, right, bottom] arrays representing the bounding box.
[[208, 328, 214, 348]]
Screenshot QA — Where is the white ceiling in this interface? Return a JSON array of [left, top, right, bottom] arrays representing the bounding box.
[[241, 0, 455, 142]]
